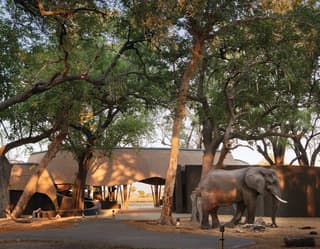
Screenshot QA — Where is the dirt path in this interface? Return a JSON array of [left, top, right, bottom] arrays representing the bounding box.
[[0, 216, 319, 249], [0, 216, 252, 249]]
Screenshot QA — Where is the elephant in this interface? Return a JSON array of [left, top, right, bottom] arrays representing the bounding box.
[[198, 167, 287, 229], [190, 189, 203, 223]]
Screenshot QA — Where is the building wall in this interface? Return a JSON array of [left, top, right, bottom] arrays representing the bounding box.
[[174, 165, 320, 217]]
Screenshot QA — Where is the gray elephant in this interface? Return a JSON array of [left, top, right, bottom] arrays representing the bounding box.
[[190, 189, 202, 223], [198, 167, 287, 229]]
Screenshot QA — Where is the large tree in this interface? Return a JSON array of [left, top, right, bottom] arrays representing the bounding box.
[[187, 2, 320, 174], [0, 5, 58, 217], [0, 0, 153, 217]]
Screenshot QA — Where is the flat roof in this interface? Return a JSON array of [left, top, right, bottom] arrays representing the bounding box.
[[11, 148, 247, 187]]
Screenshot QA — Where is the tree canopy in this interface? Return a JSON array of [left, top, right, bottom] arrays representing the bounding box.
[[1, 0, 320, 219]]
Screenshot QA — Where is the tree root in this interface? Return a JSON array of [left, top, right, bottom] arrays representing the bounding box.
[[5, 210, 32, 223], [5, 209, 60, 223], [159, 216, 175, 226]]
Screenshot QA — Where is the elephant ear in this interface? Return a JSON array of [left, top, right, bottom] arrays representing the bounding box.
[[245, 168, 265, 194]]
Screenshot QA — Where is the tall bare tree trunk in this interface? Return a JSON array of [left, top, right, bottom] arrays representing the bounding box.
[[0, 150, 12, 218], [11, 129, 67, 218], [159, 37, 204, 225]]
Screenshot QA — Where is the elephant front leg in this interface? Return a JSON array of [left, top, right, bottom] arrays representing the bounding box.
[[226, 202, 245, 227], [246, 203, 256, 224]]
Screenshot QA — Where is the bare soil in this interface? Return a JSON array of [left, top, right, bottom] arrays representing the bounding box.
[[0, 216, 319, 249], [127, 215, 320, 249]]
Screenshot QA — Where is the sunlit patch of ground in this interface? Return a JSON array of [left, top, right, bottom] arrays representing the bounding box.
[[0, 240, 117, 249], [0, 216, 78, 233]]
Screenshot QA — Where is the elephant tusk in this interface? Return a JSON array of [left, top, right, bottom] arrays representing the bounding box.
[[274, 194, 288, 203]]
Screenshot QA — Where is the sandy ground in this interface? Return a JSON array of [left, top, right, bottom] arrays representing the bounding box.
[[0, 215, 319, 249], [127, 215, 320, 249]]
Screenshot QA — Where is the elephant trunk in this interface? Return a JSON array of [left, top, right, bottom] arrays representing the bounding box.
[[271, 195, 280, 227], [270, 190, 287, 227]]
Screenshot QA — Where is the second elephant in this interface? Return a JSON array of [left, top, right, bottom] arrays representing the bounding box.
[[198, 167, 287, 229]]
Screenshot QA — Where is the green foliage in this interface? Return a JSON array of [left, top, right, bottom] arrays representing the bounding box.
[[103, 113, 153, 149], [2, 0, 320, 166], [0, 18, 22, 101], [185, 1, 320, 163], [0, 0, 168, 158]]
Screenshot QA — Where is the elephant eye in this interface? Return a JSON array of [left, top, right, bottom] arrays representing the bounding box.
[[267, 178, 275, 184], [270, 179, 277, 184]]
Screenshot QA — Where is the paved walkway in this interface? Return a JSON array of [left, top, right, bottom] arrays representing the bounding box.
[[0, 210, 255, 249]]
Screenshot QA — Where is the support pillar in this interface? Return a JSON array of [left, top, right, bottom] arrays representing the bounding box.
[[151, 185, 162, 207], [119, 184, 130, 209]]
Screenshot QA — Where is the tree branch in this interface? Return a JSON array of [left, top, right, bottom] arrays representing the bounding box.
[[35, 0, 111, 17], [0, 74, 82, 112], [256, 139, 274, 165], [2, 128, 53, 155]]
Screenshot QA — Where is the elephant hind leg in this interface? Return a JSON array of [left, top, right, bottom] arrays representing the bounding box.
[[201, 210, 210, 230], [210, 207, 220, 229]]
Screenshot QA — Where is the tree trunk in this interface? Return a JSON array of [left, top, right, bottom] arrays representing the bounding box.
[[0, 152, 12, 218], [292, 137, 309, 166], [215, 144, 229, 169], [200, 118, 214, 179], [72, 165, 87, 211], [200, 131, 222, 178], [257, 139, 274, 165], [11, 130, 67, 218], [72, 151, 93, 211], [272, 139, 286, 166], [201, 150, 215, 179], [310, 143, 320, 166], [159, 37, 204, 225]]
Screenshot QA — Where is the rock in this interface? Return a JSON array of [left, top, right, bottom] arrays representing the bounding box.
[[284, 236, 315, 247], [242, 223, 265, 232], [255, 217, 266, 226], [299, 226, 315, 230]]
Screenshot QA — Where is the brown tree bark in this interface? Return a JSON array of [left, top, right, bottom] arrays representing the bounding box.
[[310, 143, 320, 166], [72, 151, 93, 211], [159, 36, 204, 225], [200, 118, 223, 178], [0, 129, 54, 218], [292, 136, 309, 166], [72, 165, 87, 211], [257, 139, 275, 165], [11, 129, 68, 218], [200, 117, 214, 178], [0, 152, 12, 218]]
